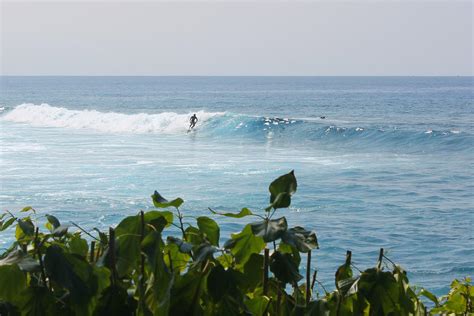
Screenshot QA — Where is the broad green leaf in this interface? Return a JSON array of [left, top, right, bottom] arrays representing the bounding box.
[[270, 251, 303, 285], [0, 250, 40, 272], [277, 242, 301, 266], [193, 242, 218, 265], [281, 226, 318, 253], [141, 231, 173, 315], [197, 216, 220, 246], [164, 243, 191, 273], [170, 270, 206, 315], [225, 224, 265, 265], [208, 207, 254, 218], [207, 265, 233, 301], [240, 253, 264, 291], [45, 214, 60, 229], [68, 235, 89, 257], [267, 170, 297, 210], [250, 217, 288, 242], [216, 253, 233, 269], [114, 214, 141, 277], [145, 210, 174, 228], [93, 266, 111, 297], [94, 286, 137, 316], [52, 225, 69, 237], [20, 206, 34, 213], [44, 245, 97, 304], [167, 236, 193, 254], [0, 264, 26, 303], [335, 252, 353, 291], [19, 286, 57, 316], [151, 191, 183, 209], [18, 219, 34, 236], [184, 226, 204, 245], [358, 268, 400, 315], [245, 296, 270, 316]]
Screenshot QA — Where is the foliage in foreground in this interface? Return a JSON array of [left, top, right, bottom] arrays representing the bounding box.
[[0, 171, 472, 316]]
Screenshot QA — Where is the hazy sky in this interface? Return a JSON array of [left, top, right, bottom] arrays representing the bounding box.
[[1, 1, 472, 75]]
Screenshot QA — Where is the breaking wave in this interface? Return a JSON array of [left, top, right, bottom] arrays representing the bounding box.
[[1, 103, 471, 152]]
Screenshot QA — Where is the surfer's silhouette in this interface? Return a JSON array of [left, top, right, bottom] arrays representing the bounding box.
[[189, 114, 198, 130]]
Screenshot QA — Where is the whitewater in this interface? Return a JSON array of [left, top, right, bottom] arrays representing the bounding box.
[[0, 76, 472, 295]]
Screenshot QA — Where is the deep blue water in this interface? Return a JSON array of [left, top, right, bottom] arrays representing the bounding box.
[[0, 76, 473, 296]]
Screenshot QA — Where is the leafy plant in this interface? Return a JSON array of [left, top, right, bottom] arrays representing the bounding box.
[[0, 171, 470, 315]]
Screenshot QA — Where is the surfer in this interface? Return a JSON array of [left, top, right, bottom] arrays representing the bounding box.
[[189, 114, 198, 130]]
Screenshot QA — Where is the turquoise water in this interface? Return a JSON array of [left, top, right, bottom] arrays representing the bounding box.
[[0, 76, 472, 295]]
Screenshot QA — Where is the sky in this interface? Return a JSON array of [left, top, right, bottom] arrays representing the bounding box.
[[1, 1, 472, 76]]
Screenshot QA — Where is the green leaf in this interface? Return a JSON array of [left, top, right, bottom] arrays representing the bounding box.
[[45, 214, 60, 229], [335, 252, 355, 296], [164, 243, 191, 273], [281, 226, 318, 253], [167, 236, 193, 254], [197, 216, 220, 246], [240, 253, 264, 291], [68, 235, 89, 257], [93, 228, 108, 245], [0, 218, 15, 231], [0, 264, 26, 303], [358, 268, 400, 315], [0, 250, 40, 272], [245, 296, 270, 316], [170, 270, 206, 315], [114, 214, 141, 277], [141, 231, 173, 315], [269, 251, 303, 285], [44, 245, 97, 304], [52, 225, 69, 237], [151, 191, 183, 209], [250, 217, 288, 242], [94, 286, 137, 316], [193, 243, 218, 265], [225, 224, 265, 265], [19, 286, 57, 316], [20, 206, 34, 213], [208, 207, 254, 218], [184, 226, 204, 245], [18, 219, 34, 236], [207, 265, 233, 301], [267, 170, 297, 210], [145, 211, 174, 228]]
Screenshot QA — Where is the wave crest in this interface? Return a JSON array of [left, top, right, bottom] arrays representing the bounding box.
[[1, 103, 224, 134]]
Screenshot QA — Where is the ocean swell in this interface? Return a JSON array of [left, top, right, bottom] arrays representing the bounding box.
[[1, 103, 471, 153]]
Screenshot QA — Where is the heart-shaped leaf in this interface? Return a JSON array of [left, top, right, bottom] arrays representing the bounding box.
[[151, 191, 183, 209], [250, 217, 288, 242], [281, 226, 318, 253]]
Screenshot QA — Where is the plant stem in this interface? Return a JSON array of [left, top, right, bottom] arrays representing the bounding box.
[[311, 270, 317, 293], [139, 211, 146, 313], [109, 227, 117, 286], [90, 241, 95, 263], [263, 248, 269, 295], [34, 227, 49, 291], [168, 250, 173, 273], [71, 222, 101, 242], [377, 248, 384, 270], [306, 250, 312, 306], [176, 207, 186, 240]]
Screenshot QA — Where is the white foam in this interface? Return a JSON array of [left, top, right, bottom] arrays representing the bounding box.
[[2, 103, 224, 134]]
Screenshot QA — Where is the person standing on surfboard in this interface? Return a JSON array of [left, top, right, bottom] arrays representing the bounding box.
[[189, 114, 198, 130]]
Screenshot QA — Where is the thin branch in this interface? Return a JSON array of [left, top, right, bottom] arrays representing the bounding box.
[[70, 222, 101, 242]]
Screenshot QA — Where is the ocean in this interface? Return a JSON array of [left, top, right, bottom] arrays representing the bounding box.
[[0, 76, 472, 295]]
